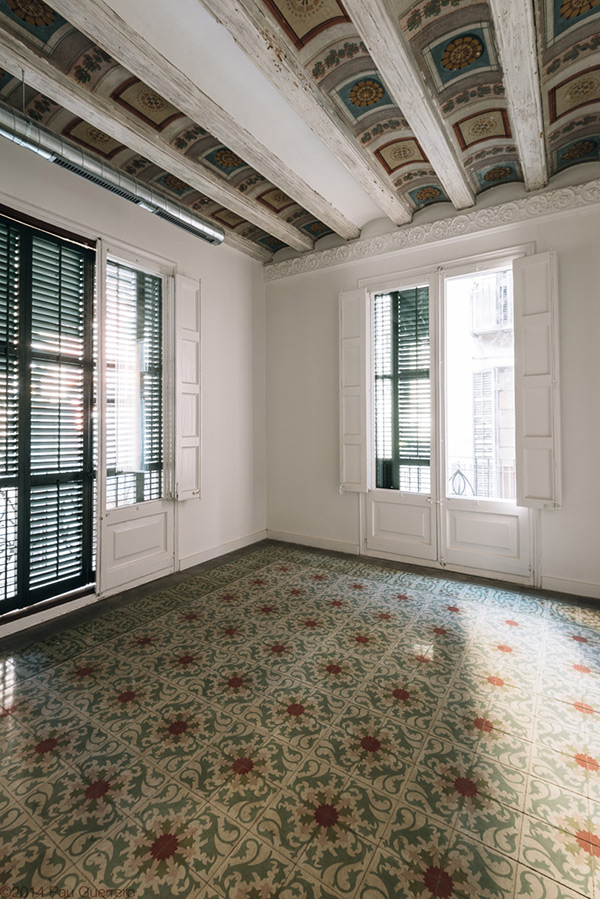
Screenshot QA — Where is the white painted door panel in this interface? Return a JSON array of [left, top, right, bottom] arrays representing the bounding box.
[[101, 501, 174, 595], [366, 490, 437, 561], [339, 289, 369, 493], [513, 251, 561, 508], [175, 274, 202, 500], [441, 500, 530, 577]]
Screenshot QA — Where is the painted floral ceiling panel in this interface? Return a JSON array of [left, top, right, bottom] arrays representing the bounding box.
[[281, 6, 449, 211], [400, 0, 600, 184], [0, 0, 335, 258], [396, 0, 521, 192], [0, 0, 598, 258], [536, 0, 600, 174]]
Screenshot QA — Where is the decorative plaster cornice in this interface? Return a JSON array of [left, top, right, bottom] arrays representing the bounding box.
[[264, 179, 600, 280]]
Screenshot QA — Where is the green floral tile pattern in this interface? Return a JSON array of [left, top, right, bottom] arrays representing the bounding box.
[[1, 542, 600, 896]]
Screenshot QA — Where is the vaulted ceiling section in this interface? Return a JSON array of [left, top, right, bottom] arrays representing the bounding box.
[[0, 0, 598, 261]]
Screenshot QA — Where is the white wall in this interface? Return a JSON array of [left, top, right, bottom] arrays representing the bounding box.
[[0, 136, 267, 578], [265, 192, 600, 598]]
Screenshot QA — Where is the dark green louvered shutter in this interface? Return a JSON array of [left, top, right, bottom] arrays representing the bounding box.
[[0, 222, 20, 605], [374, 287, 431, 493], [0, 215, 94, 614]]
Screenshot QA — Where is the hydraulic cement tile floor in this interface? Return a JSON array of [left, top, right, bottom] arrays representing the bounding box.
[[1, 543, 599, 897]]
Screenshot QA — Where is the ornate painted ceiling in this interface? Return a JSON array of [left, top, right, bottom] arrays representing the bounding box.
[[0, 0, 598, 261]]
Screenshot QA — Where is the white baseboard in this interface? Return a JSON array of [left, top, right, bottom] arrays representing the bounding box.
[[541, 575, 600, 600], [362, 548, 533, 586], [267, 530, 360, 556], [0, 591, 98, 640], [179, 530, 268, 571]]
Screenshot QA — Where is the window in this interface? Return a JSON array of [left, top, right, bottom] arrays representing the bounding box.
[[105, 260, 163, 508], [0, 214, 94, 614], [470, 269, 513, 334], [373, 286, 430, 493], [445, 268, 516, 501]]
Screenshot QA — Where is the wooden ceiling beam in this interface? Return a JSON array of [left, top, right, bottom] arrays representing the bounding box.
[[488, 0, 548, 191], [197, 0, 413, 226], [343, 0, 475, 210], [222, 232, 273, 262], [0, 27, 313, 252], [48, 0, 360, 241]]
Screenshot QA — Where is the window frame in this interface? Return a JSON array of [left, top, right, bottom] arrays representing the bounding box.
[[96, 241, 175, 525], [357, 244, 536, 503], [373, 284, 432, 494]]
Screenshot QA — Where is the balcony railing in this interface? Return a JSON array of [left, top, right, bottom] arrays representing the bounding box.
[[448, 457, 516, 501]]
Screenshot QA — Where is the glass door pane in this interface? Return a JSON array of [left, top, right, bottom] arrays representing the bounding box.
[[374, 286, 430, 493], [445, 268, 516, 501], [105, 261, 163, 508]]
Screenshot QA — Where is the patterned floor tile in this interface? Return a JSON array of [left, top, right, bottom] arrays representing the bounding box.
[[250, 682, 345, 751], [0, 673, 78, 731], [0, 802, 45, 869], [3, 544, 599, 897], [466, 753, 527, 810], [514, 864, 590, 898], [403, 762, 468, 829], [455, 795, 523, 858], [314, 722, 412, 796], [359, 847, 449, 899], [293, 650, 378, 701], [280, 868, 345, 898], [352, 668, 441, 731], [519, 814, 597, 898], [192, 662, 272, 716], [382, 802, 452, 858], [535, 716, 600, 758], [83, 665, 185, 730], [0, 831, 79, 891], [2, 710, 111, 800], [300, 829, 375, 897], [471, 721, 533, 770], [179, 721, 305, 825], [81, 781, 241, 894], [254, 787, 318, 860], [134, 637, 232, 686], [530, 742, 593, 799], [417, 734, 476, 772], [118, 697, 233, 774], [525, 777, 591, 834], [444, 831, 518, 897], [212, 834, 294, 897]]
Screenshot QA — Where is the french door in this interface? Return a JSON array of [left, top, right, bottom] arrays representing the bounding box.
[[0, 213, 95, 615], [97, 248, 174, 596], [364, 256, 532, 582]]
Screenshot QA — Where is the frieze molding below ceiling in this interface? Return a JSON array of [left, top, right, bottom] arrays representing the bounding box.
[[264, 178, 600, 280]]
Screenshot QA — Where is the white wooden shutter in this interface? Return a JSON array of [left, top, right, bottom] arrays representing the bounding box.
[[174, 274, 201, 500], [339, 288, 369, 493], [513, 251, 561, 508]]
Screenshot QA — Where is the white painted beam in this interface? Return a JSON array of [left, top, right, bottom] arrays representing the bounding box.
[[196, 0, 413, 225], [488, 0, 548, 191], [0, 27, 312, 252], [222, 232, 273, 262], [343, 0, 475, 210], [48, 0, 360, 241]]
